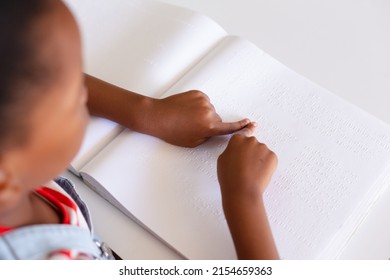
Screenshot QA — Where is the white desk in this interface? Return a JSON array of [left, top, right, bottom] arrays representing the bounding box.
[[65, 0, 390, 259]]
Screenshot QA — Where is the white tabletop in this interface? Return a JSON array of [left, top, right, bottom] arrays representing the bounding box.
[[66, 0, 390, 259]]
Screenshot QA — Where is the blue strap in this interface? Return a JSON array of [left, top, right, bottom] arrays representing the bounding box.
[[0, 224, 101, 259], [55, 177, 93, 231]]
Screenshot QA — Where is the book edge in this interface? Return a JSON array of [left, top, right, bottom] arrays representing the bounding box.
[[79, 171, 188, 259]]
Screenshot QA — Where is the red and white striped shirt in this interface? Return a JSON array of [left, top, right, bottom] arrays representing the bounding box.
[[0, 181, 93, 259]]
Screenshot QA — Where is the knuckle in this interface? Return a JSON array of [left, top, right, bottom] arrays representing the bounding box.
[[191, 90, 206, 98], [206, 122, 217, 132], [231, 133, 244, 143], [196, 96, 212, 109], [258, 142, 271, 153], [257, 141, 267, 148], [248, 136, 258, 143], [268, 150, 278, 164]]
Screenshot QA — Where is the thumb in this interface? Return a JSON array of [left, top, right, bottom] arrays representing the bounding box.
[[233, 122, 257, 137]]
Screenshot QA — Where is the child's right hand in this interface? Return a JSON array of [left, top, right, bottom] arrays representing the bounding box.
[[217, 122, 280, 259], [217, 122, 278, 205]]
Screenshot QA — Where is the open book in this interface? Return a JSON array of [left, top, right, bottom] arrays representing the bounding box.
[[65, 0, 390, 259]]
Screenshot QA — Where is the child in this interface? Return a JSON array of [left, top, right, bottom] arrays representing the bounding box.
[[0, 0, 279, 259]]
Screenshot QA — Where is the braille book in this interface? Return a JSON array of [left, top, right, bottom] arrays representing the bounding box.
[[65, 0, 390, 259]]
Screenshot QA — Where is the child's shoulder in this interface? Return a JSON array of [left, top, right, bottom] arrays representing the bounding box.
[[0, 178, 113, 260]]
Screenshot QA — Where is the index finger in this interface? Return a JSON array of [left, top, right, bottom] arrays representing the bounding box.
[[233, 122, 257, 137], [211, 118, 251, 135]]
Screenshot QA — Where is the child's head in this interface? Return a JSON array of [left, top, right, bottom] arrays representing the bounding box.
[[0, 0, 88, 207]]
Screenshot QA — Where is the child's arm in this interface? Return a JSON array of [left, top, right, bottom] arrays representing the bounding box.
[[85, 74, 250, 147], [217, 123, 279, 260]]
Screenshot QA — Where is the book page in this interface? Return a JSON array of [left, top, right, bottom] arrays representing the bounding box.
[[81, 36, 390, 259], [65, 0, 228, 171], [70, 118, 124, 172]]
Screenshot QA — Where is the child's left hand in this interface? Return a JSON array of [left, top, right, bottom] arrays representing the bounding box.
[[146, 90, 250, 147], [86, 75, 249, 147]]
